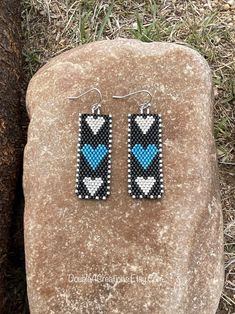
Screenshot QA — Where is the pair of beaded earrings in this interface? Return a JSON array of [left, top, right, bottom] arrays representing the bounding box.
[[69, 88, 163, 200]]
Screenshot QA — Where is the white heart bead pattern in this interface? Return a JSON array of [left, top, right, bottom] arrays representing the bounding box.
[[135, 177, 156, 195], [135, 116, 155, 134], [86, 116, 105, 135], [83, 177, 103, 196]]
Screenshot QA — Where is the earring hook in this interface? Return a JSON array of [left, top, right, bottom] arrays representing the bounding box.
[[68, 87, 102, 114], [113, 90, 152, 114]]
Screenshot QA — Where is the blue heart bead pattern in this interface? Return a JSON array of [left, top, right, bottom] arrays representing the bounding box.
[[75, 113, 112, 200], [128, 114, 164, 199], [132, 144, 159, 169], [81, 144, 108, 170]]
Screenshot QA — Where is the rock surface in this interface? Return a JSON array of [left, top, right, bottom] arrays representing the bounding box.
[[24, 39, 224, 314], [0, 0, 22, 310]]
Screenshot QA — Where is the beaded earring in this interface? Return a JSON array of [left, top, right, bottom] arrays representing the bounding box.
[[69, 88, 112, 200], [113, 90, 164, 199]]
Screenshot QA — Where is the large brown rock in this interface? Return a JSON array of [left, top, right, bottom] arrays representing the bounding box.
[[24, 39, 224, 314], [0, 0, 22, 310]]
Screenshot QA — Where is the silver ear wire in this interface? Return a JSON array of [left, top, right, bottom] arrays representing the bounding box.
[[68, 87, 102, 114], [113, 90, 152, 114]]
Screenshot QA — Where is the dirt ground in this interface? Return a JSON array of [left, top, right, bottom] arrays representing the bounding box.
[[6, 1, 235, 313]]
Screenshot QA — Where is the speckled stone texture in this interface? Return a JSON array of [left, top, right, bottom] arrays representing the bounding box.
[[24, 39, 224, 314]]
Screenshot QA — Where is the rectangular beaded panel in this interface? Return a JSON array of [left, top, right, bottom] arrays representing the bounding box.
[[128, 114, 164, 199], [75, 113, 112, 199]]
